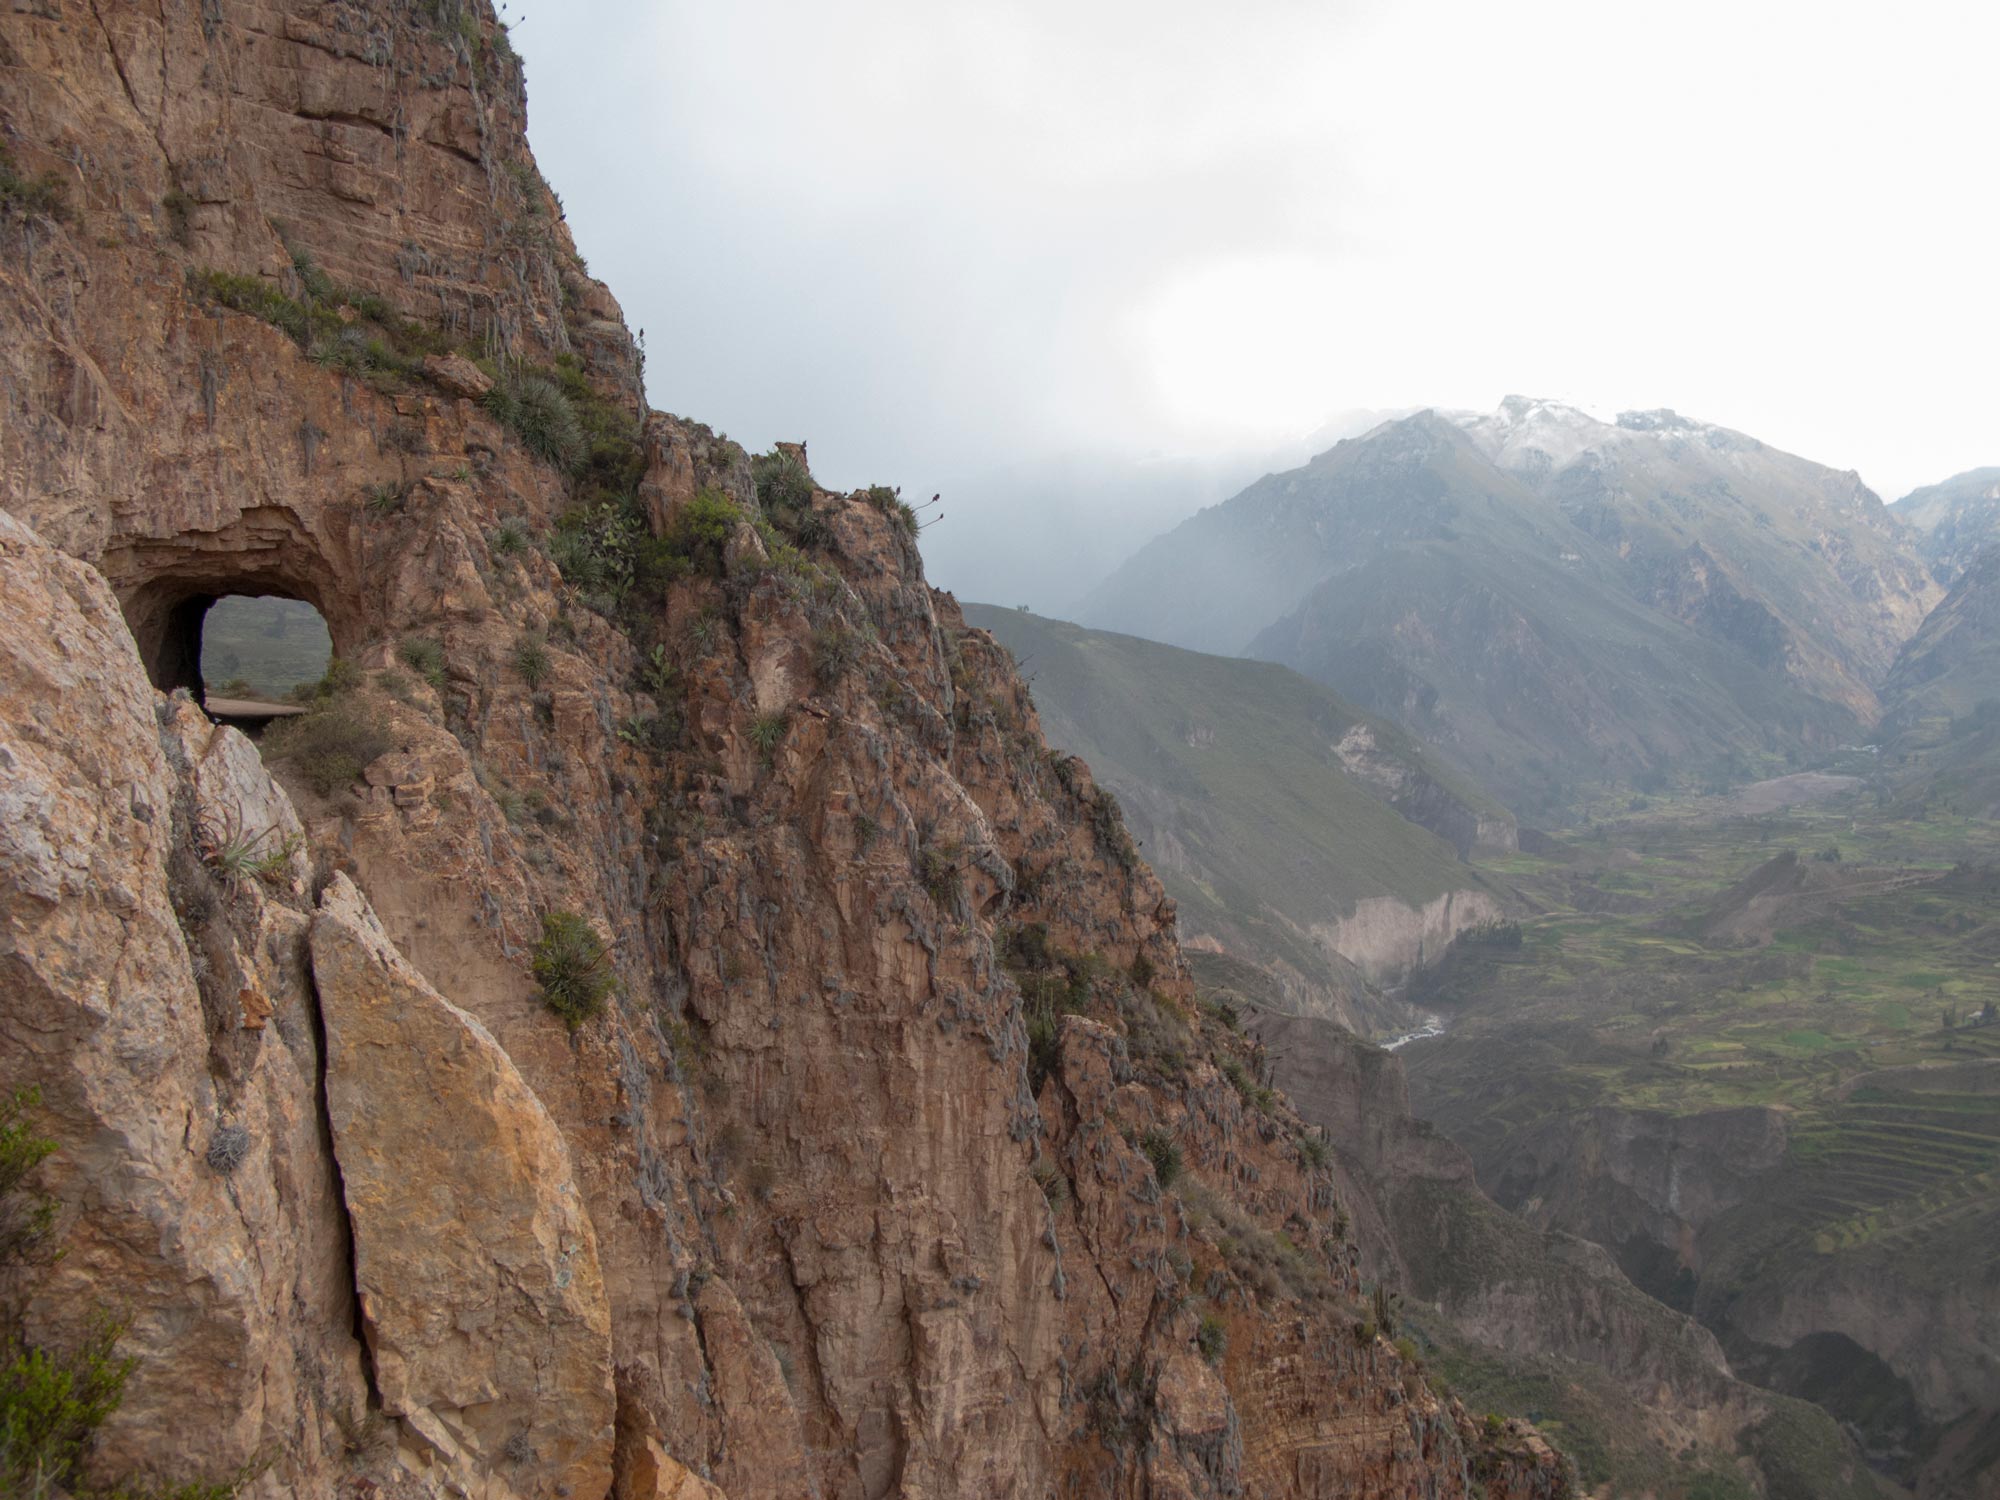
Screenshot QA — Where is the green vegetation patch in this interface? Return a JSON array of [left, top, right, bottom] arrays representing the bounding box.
[[0, 145, 71, 223], [190, 250, 458, 393], [3, 1092, 255, 1498], [531, 911, 615, 1029]]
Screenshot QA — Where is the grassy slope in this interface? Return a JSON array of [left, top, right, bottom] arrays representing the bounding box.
[[965, 604, 1504, 1017]]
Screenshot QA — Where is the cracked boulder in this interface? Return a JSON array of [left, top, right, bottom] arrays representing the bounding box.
[[311, 873, 616, 1498]]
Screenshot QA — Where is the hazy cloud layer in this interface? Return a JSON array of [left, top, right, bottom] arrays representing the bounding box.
[[513, 0, 1999, 609]]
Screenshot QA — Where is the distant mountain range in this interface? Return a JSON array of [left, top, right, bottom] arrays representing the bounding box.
[[963, 605, 1512, 1034], [1082, 397, 1945, 819]]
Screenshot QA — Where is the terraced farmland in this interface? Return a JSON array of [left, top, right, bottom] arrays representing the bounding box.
[[1789, 1088, 2000, 1256], [1402, 789, 2000, 1496]]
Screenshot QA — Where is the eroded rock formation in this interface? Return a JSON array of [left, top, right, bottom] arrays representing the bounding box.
[[313, 872, 617, 1496]]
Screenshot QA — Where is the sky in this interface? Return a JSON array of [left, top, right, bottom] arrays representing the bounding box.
[[509, 0, 2000, 610]]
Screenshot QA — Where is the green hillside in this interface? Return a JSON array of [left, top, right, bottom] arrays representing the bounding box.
[[965, 604, 1510, 1029]]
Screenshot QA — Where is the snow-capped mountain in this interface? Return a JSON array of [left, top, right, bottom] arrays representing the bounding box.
[[1078, 398, 1942, 817]]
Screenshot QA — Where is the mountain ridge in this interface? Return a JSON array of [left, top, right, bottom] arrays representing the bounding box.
[[1893, 467, 2000, 585], [1082, 397, 1939, 817]]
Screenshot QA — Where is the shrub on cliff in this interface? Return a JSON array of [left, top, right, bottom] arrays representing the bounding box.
[[263, 703, 392, 798], [1, 1099, 250, 1498], [636, 490, 742, 593], [1196, 1313, 1227, 1364], [0, 1090, 56, 1262], [483, 373, 585, 472], [550, 500, 642, 608], [863, 484, 918, 536], [1, 1100, 123, 1489], [1, 1313, 133, 1495], [0, 146, 71, 224], [512, 633, 552, 688], [749, 709, 791, 763], [752, 449, 813, 513], [397, 636, 447, 689], [531, 911, 615, 1029], [1139, 1128, 1183, 1188]]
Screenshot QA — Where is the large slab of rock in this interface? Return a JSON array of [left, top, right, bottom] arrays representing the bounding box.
[[311, 874, 616, 1499], [0, 509, 364, 1492]]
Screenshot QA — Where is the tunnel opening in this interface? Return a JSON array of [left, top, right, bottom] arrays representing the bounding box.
[[199, 595, 333, 707], [104, 510, 359, 727], [137, 589, 334, 731]]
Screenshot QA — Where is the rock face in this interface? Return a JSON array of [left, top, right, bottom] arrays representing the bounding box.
[[312, 873, 616, 1498], [0, 509, 364, 1494], [1317, 889, 1507, 982], [1485, 1103, 1791, 1298], [0, 6, 1565, 1500]]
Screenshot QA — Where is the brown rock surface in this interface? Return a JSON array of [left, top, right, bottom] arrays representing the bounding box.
[[311, 872, 617, 1499], [0, 509, 363, 1495]]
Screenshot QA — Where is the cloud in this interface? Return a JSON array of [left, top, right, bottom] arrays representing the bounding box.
[[512, 0, 2000, 604]]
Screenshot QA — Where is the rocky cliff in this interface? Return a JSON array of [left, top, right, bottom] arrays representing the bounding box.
[[0, 5, 1564, 1498]]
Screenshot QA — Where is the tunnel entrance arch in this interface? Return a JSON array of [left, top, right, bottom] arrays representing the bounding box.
[[101, 507, 364, 710]]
